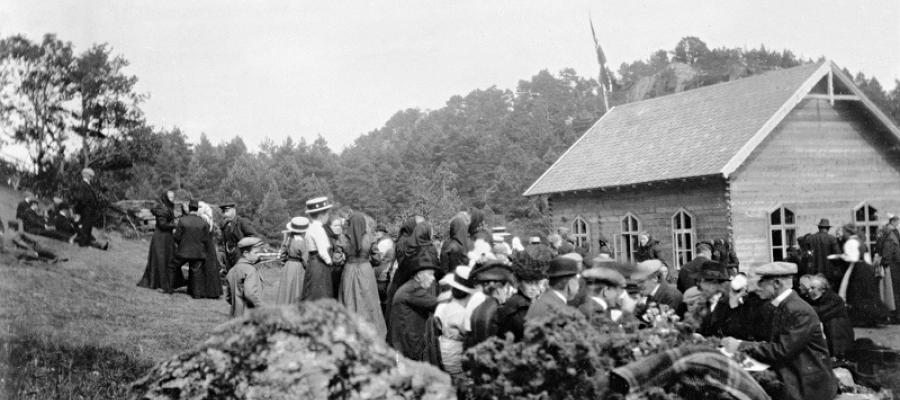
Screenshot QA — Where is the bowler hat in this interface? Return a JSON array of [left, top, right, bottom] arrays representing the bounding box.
[[471, 260, 515, 283], [284, 216, 310, 233], [817, 218, 831, 228], [699, 261, 730, 282], [547, 256, 579, 278], [305, 196, 333, 214]]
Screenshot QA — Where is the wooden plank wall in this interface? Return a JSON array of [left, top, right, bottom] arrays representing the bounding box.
[[730, 98, 900, 264], [548, 179, 729, 266]]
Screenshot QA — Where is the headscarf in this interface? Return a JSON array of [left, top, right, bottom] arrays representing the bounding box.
[[448, 215, 471, 250], [347, 213, 368, 258], [395, 217, 418, 264], [158, 189, 174, 209], [412, 221, 433, 248], [468, 210, 485, 238]]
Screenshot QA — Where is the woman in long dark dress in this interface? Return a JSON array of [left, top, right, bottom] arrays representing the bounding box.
[[191, 201, 223, 298], [440, 215, 470, 274], [137, 190, 176, 291], [385, 217, 419, 339]]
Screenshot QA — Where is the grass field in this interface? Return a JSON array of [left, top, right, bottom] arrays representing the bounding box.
[[0, 184, 288, 399]]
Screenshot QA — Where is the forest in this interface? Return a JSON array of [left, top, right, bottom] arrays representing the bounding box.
[[3, 34, 900, 239]]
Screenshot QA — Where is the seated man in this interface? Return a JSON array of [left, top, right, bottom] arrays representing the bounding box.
[[805, 274, 854, 359], [525, 256, 580, 322], [631, 259, 683, 318], [722, 262, 837, 400], [21, 200, 71, 242], [578, 265, 638, 327]]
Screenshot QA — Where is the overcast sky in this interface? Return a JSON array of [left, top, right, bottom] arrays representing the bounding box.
[[2, 0, 899, 156]]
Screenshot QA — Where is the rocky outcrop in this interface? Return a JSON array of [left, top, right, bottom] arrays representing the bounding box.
[[129, 300, 453, 400]]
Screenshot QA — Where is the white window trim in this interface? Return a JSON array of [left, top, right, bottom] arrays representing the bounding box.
[[671, 209, 695, 269], [618, 212, 641, 263], [768, 205, 797, 262], [571, 216, 590, 252], [852, 201, 879, 253]]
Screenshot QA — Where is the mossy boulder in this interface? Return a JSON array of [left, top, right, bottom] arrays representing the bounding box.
[[130, 300, 453, 399]]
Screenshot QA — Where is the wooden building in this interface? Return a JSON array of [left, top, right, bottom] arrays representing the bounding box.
[[524, 61, 900, 268]]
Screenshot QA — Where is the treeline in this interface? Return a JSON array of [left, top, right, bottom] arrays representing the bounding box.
[[3, 34, 900, 239]]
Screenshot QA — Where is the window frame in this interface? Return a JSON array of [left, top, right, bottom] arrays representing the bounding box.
[[671, 209, 695, 269], [617, 212, 641, 263], [852, 201, 879, 254], [768, 205, 797, 262], [571, 216, 590, 251]]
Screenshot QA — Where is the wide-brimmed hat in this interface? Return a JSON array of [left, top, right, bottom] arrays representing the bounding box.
[[305, 196, 333, 214], [817, 218, 831, 228], [440, 265, 477, 293], [699, 260, 730, 282], [284, 216, 310, 233], [491, 226, 511, 237]]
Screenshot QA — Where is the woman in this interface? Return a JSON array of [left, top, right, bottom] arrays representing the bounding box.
[[138, 190, 176, 291], [439, 215, 470, 274], [302, 197, 336, 300], [385, 217, 418, 339], [276, 216, 308, 304], [327, 216, 349, 297], [339, 213, 387, 337], [498, 257, 546, 341], [434, 266, 476, 382], [390, 260, 439, 361], [467, 210, 490, 245], [397, 221, 440, 286], [191, 201, 223, 298]]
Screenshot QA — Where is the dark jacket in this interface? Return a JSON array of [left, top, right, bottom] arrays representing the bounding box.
[[739, 291, 837, 400], [20, 208, 47, 233], [807, 231, 840, 278], [50, 212, 78, 236], [71, 179, 101, 217], [439, 217, 469, 273], [635, 240, 661, 262], [15, 201, 30, 221], [649, 282, 683, 312], [389, 280, 438, 361], [839, 260, 889, 326], [497, 292, 530, 341], [467, 296, 500, 348], [807, 289, 854, 357], [677, 256, 708, 293], [525, 290, 571, 322], [221, 216, 259, 250], [174, 214, 210, 259]]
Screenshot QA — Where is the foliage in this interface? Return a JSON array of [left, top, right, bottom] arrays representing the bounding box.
[[129, 301, 454, 400]]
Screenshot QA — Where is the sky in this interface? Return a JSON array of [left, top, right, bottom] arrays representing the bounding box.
[[1, 0, 899, 159]]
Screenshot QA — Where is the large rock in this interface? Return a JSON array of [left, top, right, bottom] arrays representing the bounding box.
[[129, 300, 453, 399]]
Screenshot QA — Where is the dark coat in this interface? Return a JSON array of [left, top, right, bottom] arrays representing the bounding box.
[[649, 282, 683, 312], [174, 214, 210, 259], [467, 297, 500, 348], [15, 201, 29, 221], [50, 212, 77, 236], [389, 280, 438, 361], [221, 216, 258, 248], [525, 290, 571, 322], [20, 208, 47, 232], [635, 240, 661, 262], [807, 289, 854, 357], [676, 256, 708, 293], [497, 292, 530, 341], [739, 291, 837, 400], [137, 202, 178, 291], [71, 179, 101, 217], [807, 231, 841, 278], [841, 261, 889, 326]]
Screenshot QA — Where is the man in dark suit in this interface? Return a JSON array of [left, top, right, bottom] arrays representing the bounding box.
[[676, 243, 713, 293], [168, 200, 210, 296], [525, 256, 580, 321], [632, 260, 683, 317], [220, 203, 260, 270], [806, 218, 841, 285], [722, 262, 837, 400], [71, 168, 107, 249], [467, 260, 516, 347]]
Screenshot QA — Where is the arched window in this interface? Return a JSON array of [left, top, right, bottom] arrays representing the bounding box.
[[853, 202, 879, 253], [672, 210, 695, 268], [617, 213, 641, 263], [769, 206, 797, 262], [571, 217, 589, 250]]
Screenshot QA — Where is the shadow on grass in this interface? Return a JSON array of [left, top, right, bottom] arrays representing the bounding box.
[[1, 334, 153, 400]]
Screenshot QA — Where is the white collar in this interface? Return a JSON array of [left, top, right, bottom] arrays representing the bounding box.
[[590, 296, 608, 310], [771, 289, 792, 306], [551, 290, 568, 303], [650, 283, 661, 297]]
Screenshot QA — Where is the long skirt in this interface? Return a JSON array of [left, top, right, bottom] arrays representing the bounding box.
[[189, 240, 223, 299], [137, 230, 174, 290], [302, 255, 333, 300], [339, 260, 387, 338], [276, 260, 305, 304]]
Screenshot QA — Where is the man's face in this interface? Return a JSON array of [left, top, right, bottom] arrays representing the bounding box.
[[584, 279, 604, 297], [637, 276, 657, 295], [520, 280, 542, 300], [565, 277, 580, 300], [330, 219, 344, 235], [601, 285, 621, 305], [798, 278, 811, 296], [808, 281, 825, 300], [82, 173, 93, 182], [374, 231, 385, 241], [754, 278, 777, 300], [415, 269, 435, 288], [224, 208, 236, 219], [639, 235, 649, 246]]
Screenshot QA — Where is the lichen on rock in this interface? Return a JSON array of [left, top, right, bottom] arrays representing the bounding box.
[[129, 300, 454, 400]]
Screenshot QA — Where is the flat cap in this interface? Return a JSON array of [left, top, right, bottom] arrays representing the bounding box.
[[630, 259, 664, 281], [237, 237, 264, 249], [582, 267, 626, 287], [753, 261, 797, 278], [547, 256, 579, 278], [219, 202, 236, 211], [471, 260, 515, 283]]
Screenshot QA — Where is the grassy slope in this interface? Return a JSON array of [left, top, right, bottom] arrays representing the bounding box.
[[0, 184, 286, 398]]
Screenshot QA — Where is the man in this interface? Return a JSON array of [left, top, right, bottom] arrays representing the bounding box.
[[692, 261, 732, 337], [722, 262, 837, 400], [631, 259, 683, 316], [168, 200, 210, 296], [677, 242, 713, 293], [805, 274, 854, 359], [220, 202, 260, 270], [467, 260, 516, 347], [525, 256, 580, 321], [49, 202, 78, 243], [578, 265, 637, 325], [806, 218, 841, 282], [15, 191, 34, 222], [71, 168, 106, 249], [389, 259, 439, 361], [225, 237, 266, 318]]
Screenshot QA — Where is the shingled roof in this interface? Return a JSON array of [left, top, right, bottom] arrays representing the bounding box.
[[523, 60, 900, 196]]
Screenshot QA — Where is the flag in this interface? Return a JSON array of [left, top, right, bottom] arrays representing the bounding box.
[[589, 16, 611, 113]]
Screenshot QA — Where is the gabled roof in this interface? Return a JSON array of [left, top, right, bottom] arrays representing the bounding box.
[[523, 61, 900, 196]]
